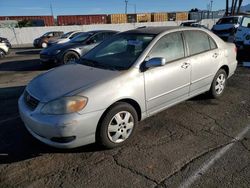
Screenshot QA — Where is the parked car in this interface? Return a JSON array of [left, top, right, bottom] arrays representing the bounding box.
[[212, 16, 242, 41], [19, 27, 237, 149], [47, 31, 83, 47], [40, 30, 117, 65], [0, 37, 11, 48], [0, 38, 10, 58], [234, 16, 250, 49], [33, 31, 64, 48], [181, 21, 209, 30]]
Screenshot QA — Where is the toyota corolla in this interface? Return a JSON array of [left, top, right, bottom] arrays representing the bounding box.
[[19, 27, 237, 149]]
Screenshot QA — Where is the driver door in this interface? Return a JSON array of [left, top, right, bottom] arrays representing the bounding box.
[[143, 32, 191, 115]]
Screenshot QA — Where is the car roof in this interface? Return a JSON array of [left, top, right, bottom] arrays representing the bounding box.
[[89, 30, 118, 34], [124, 26, 184, 35]]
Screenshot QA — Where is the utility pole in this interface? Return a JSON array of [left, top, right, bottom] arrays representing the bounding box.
[[50, 3, 54, 18], [210, 0, 213, 11], [125, 0, 128, 14], [237, 0, 243, 14]]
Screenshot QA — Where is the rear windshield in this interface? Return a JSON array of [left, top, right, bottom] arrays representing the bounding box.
[[217, 17, 239, 24]]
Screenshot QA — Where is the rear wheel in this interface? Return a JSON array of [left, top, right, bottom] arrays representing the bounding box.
[[0, 49, 5, 58], [98, 102, 138, 148], [209, 69, 227, 98], [63, 51, 80, 64]]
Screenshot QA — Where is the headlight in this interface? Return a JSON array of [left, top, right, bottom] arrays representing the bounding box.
[[52, 49, 61, 55], [246, 35, 250, 40], [41, 96, 88, 115]]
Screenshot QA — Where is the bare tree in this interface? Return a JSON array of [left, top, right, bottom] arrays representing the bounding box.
[[231, 0, 235, 15], [237, 0, 244, 14], [226, 0, 229, 16]]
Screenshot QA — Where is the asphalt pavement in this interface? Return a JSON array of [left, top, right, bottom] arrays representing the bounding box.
[[0, 47, 249, 188]]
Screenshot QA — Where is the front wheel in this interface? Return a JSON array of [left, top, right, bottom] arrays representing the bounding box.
[[209, 69, 227, 99], [63, 51, 79, 64], [98, 102, 138, 148]]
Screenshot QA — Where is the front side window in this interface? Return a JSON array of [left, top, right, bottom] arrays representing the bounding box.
[[185, 31, 211, 56], [70, 32, 92, 43], [149, 32, 185, 62], [79, 33, 155, 70]]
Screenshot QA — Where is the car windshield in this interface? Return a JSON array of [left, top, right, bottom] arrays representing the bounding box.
[[78, 33, 155, 70], [70, 32, 92, 43], [217, 17, 239, 24], [61, 31, 74, 39], [43, 32, 53, 37]]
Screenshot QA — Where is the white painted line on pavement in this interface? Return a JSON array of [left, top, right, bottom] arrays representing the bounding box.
[[0, 115, 20, 124], [179, 124, 250, 188]]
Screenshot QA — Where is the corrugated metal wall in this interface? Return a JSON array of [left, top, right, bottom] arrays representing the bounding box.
[[57, 15, 107, 26]]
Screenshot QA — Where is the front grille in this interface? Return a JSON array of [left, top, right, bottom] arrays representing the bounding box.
[[24, 91, 39, 110]]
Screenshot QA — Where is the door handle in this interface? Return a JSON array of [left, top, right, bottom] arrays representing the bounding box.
[[213, 53, 219, 58], [181, 62, 190, 69]]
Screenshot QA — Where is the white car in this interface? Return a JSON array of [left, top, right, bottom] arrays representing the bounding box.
[[0, 41, 9, 58], [47, 31, 82, 47], [19, 27, 237, 149]]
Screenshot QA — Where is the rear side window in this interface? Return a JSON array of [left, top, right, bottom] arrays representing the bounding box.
[[184, 31, 211, 56], [209, 37, 217, 49], [149, 32, 185, 63]]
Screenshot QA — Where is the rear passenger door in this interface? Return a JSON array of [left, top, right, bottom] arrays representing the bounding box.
[[184, 30, 220, 96]]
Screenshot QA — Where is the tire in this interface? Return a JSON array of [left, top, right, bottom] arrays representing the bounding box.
[[42, 42, 47, 48], [0, 49, 5, 58], [97, 102, 138, 149], [209, 69, 227, 99], [63, 51, 80, 64]]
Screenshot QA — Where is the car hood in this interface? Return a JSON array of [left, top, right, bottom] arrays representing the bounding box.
[[212, 24, 236, 31], [27, 63, 120, 102], [40, 42, 83, 54]]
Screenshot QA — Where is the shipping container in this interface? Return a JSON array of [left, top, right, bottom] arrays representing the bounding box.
[[107, 14, 127, 24], [0, 16, 54, 26], [57, 15, 107, 26], [168, 13, 176, 21], [176, 12, 189, 21], [137, 13, 151, 22], [127, 14, 137, 23], [151, 12, 168, 22]]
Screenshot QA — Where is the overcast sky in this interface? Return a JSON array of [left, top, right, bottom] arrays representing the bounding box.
[[0, 0, 248, 16]]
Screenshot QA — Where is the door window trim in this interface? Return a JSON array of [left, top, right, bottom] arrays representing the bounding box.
[[145, 31, 187, 65]]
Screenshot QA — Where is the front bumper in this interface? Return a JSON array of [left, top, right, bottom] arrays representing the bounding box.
[[40, 53, 60, 64], [18, 94, 105, 148]]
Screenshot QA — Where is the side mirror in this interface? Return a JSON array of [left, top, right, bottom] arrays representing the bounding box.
[[247, 23, 250, 28], [145, 57, 166, 68]]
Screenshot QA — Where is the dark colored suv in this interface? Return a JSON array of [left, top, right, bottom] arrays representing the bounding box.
[[33, 31, 64, 48]]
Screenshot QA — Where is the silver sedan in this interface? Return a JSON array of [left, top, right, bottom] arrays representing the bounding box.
[[18, 27, 237, 149]]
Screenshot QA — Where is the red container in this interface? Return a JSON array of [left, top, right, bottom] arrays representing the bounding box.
[[57, 15, 107, 26], [0, 16, 54, 26]]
